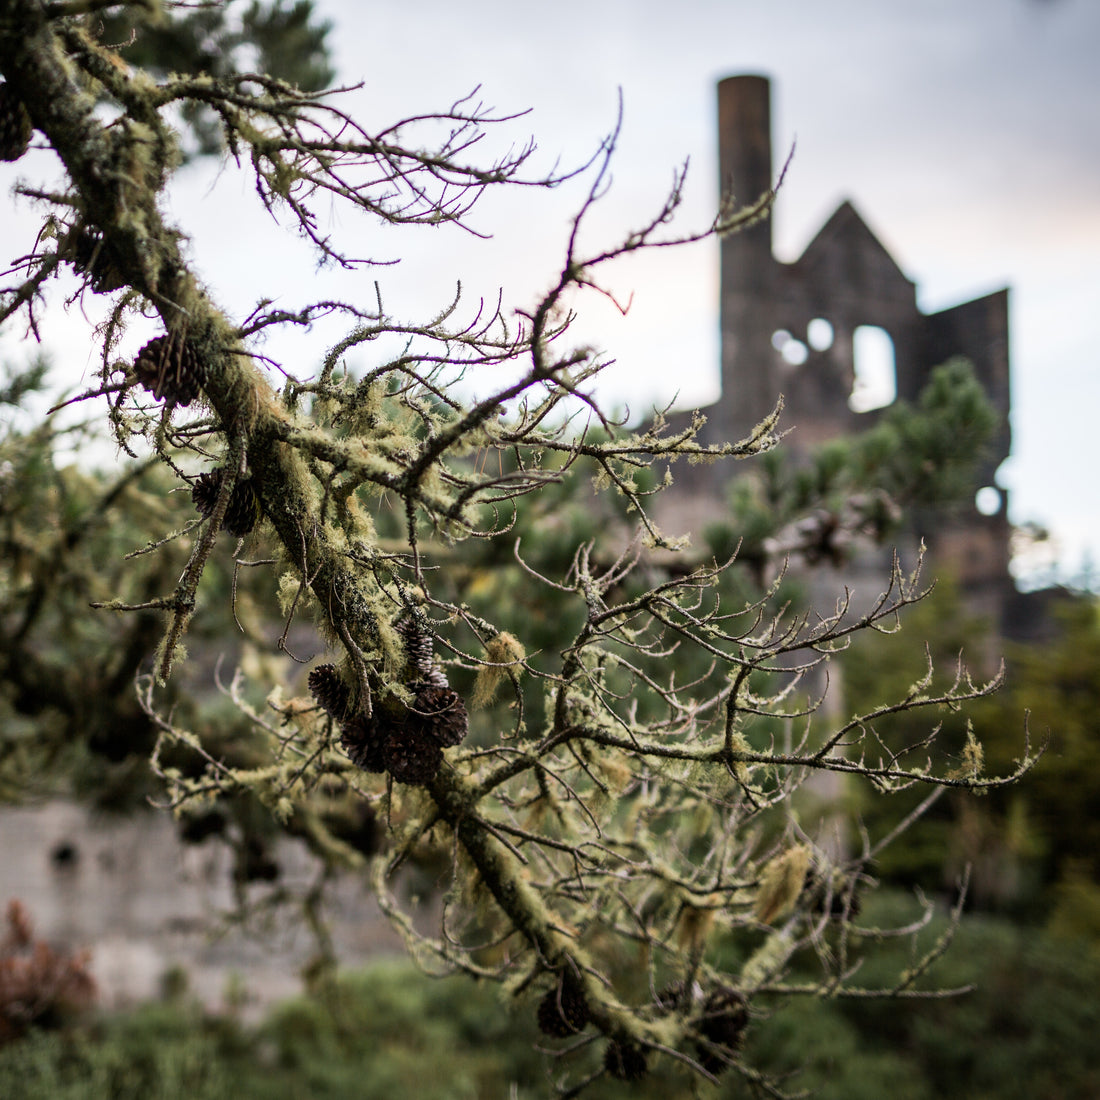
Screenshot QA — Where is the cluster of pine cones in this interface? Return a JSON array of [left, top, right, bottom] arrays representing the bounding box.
[[656, 982, 749, 1075], [0, 83, 32, 162], [534, 970, 649, 1081], [309, 615, 468, 786], [532, 975, 748, 1082]]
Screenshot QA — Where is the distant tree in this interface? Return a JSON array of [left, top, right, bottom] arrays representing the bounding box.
[[990, 600, 1100, 891], [840, 575, 1019, 899], [0, 2, 1037, 1092], [843, 577, 1100, 925], [94, 0, 335, 156]]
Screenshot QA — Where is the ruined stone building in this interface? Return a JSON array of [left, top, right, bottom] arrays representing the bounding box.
[[666, 74, 1023, 634]]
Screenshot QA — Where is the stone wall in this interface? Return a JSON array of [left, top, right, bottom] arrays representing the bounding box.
[[0, 801, 405, 1018], [677, 74, 1018, 635]]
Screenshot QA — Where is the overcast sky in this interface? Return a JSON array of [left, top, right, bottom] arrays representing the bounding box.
[[3, 0, 1097, 587]]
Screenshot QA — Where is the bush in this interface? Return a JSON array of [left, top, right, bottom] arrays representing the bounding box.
[[835, 894, 1100, 1100], [2, 921, 1097, 1098], [0, 1003, 240, 1100]]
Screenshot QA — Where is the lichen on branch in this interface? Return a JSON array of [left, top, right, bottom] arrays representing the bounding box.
[[0, 4, 1039, 1092]]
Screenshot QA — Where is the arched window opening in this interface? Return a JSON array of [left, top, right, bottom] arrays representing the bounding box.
[[807, 317, 834, 351], [850, 325, 896, 413]]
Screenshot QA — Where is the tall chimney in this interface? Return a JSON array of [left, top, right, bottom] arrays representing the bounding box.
[[717, 74, 774, 269], [716, 75, 779, 440]]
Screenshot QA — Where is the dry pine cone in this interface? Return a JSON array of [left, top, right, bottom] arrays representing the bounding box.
[[395, 613, 435, 679], [134, 333, 206, 407], [308, 664, 351, 721], [695, 986, 749, 1075], [536, 972, 590, 1037], [191, 468, 261, 536], [382, 723, 444, 786], [338, 712, 387, 774], [311, 615, 469, 785], [407, 684, 467, 748]]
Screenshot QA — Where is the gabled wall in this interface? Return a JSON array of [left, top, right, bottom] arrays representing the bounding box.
[[698, 75, 1017, 630]]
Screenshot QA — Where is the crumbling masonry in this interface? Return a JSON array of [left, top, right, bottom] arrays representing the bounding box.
[[668, 75, 1019, 633]]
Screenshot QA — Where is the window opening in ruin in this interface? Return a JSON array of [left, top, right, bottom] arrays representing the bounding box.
[[976, 486, 1003, 516], [782, 339, 808, 365], [850, 325, 896, 412], [807, 318, 834, 351], [50, 841, 79, 870], [772, 329, 808, 366]]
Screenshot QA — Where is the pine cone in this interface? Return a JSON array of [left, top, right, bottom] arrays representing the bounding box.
[[0, 83, 32, 162], [337, 687, 465, 784], [695, 986, 748, 1075], [134, 332, 206, 406], [409, 684, 468, 748], [339, 712, 387, 773], [191, 468, 261, 536], [308, 664, 351, 721], [66, 225, 125, 292], [383, 722, 443, 786], [191, 469, 223, 517], [536, 973, 590, 1037], [422, 666, 450, 689], [317, 614, 467, 781], [223, 477, 261, 537], [395, 612, 435, 679], [604, 1040, 648, 1081]]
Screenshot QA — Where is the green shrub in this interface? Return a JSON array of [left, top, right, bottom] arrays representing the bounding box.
[[0, 1004, 241, 1100], [836, 896, 1100, 1100], [2, 928, 1097, 1098]]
